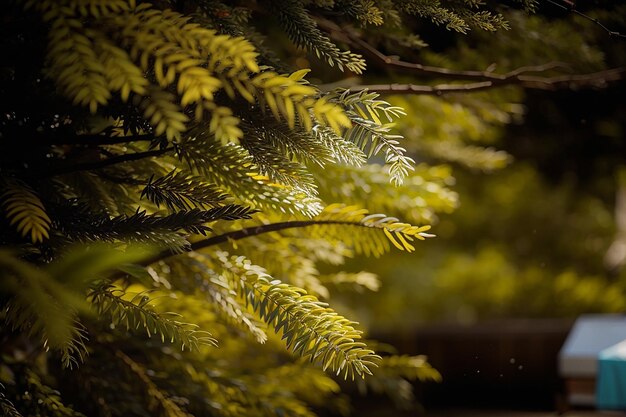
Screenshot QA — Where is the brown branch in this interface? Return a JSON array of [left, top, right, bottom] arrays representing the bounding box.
[[345, 67, 626, 95], [316, 17, 567, 82], [353, 35, 566, 82], [32, 147, 175, 178], [139, 220, 361, 267], [315, 16, 626, 89], [59, 133, 157, 146], [12, 131, 158, 147], [516, 68, 626, 89], [43, 133, 156, 146], [334, 81, 495, 95]]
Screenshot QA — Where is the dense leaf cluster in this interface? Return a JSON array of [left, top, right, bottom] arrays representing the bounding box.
[[0, 0, 567, 416]]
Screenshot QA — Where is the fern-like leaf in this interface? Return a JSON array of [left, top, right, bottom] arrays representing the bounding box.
[[311, 204, 434, 255], [345, 117, 415, 186], [140, 87, 189, 140], [89, 287, 218, 350], [312, 125, 367, 167], [273, 0, 367, 73], [56, 204, 256, 251], [176, 132, 324, 216], [212, 233, 331, 298], [1, 181, 51, 243], [191, 258, 269, 343], [240, 134, 319, 195], [338, 0, 385, 25], [46, 11, 110, 113], [141, 171, 228, 211], [395, 0, 470, 33], [0, 250, 88, 368], [326, 89, 414, 185], [241, 118, 335, 168], [210, 251, 381, 379], [332, 88, 407, 125]]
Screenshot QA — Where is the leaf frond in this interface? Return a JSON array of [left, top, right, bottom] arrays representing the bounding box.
[[141, 170, 229, 211], [273, 0, 367, 73], [312, 125, 367, 167], [1, 180, 51, 244], [241, 134, 319, 195], [176, 132, 324, 216], [331, 88, 407, 124], [55, 202, 256, 251], [208, 251, 381, 379], [344, 117, 414, 186], [0, 250, 89, 368], [308, 204, 434, 256], [89, 286, 218, 350], [241, 118, 335, 168], [188, 257, 269, 343]]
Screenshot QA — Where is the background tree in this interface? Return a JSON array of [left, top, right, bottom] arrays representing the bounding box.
[[0, 0, 624, 416], [342, 3, 626, 331]]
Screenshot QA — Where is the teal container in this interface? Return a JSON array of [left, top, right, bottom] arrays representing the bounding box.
[[597, 341, 626, 410]]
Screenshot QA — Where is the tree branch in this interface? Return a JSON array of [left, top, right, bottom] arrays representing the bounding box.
[[315, 16, 626, 89], [139, 220, 361, 267], [55, 133, 157, 146], [35, 147, 175, 178], [15, 131, 159, 147], [343, 67, 626, 95]]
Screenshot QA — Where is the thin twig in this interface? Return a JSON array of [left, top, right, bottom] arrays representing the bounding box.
[[545, 0, 626, 39], [343, 67, 626, 95], [65, 134, 156, 146], [23, 133, 157, 146], [139, 220, 364, 266], [33, 147, 175, 178]]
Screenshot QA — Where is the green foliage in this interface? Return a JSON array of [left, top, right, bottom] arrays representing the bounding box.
[[141, 171, 228, 211], [0, 367, 85, 417], [56, 203, 257, 252], [25, 0, 352, 141], [1, 250, 87, 369], [209, 251, 381, 379], [1, 180, 51, 243], [330, 89, 414, 185], [89, 286, 218, 350], [357, 162, 626, 330], [3, 0, 618, 415], [394, 0, 509, 33], [273, 0, 367, 73], [0, 246, 154, 368], [3, 0, 452, 409], [309, 204, 434, 255]]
